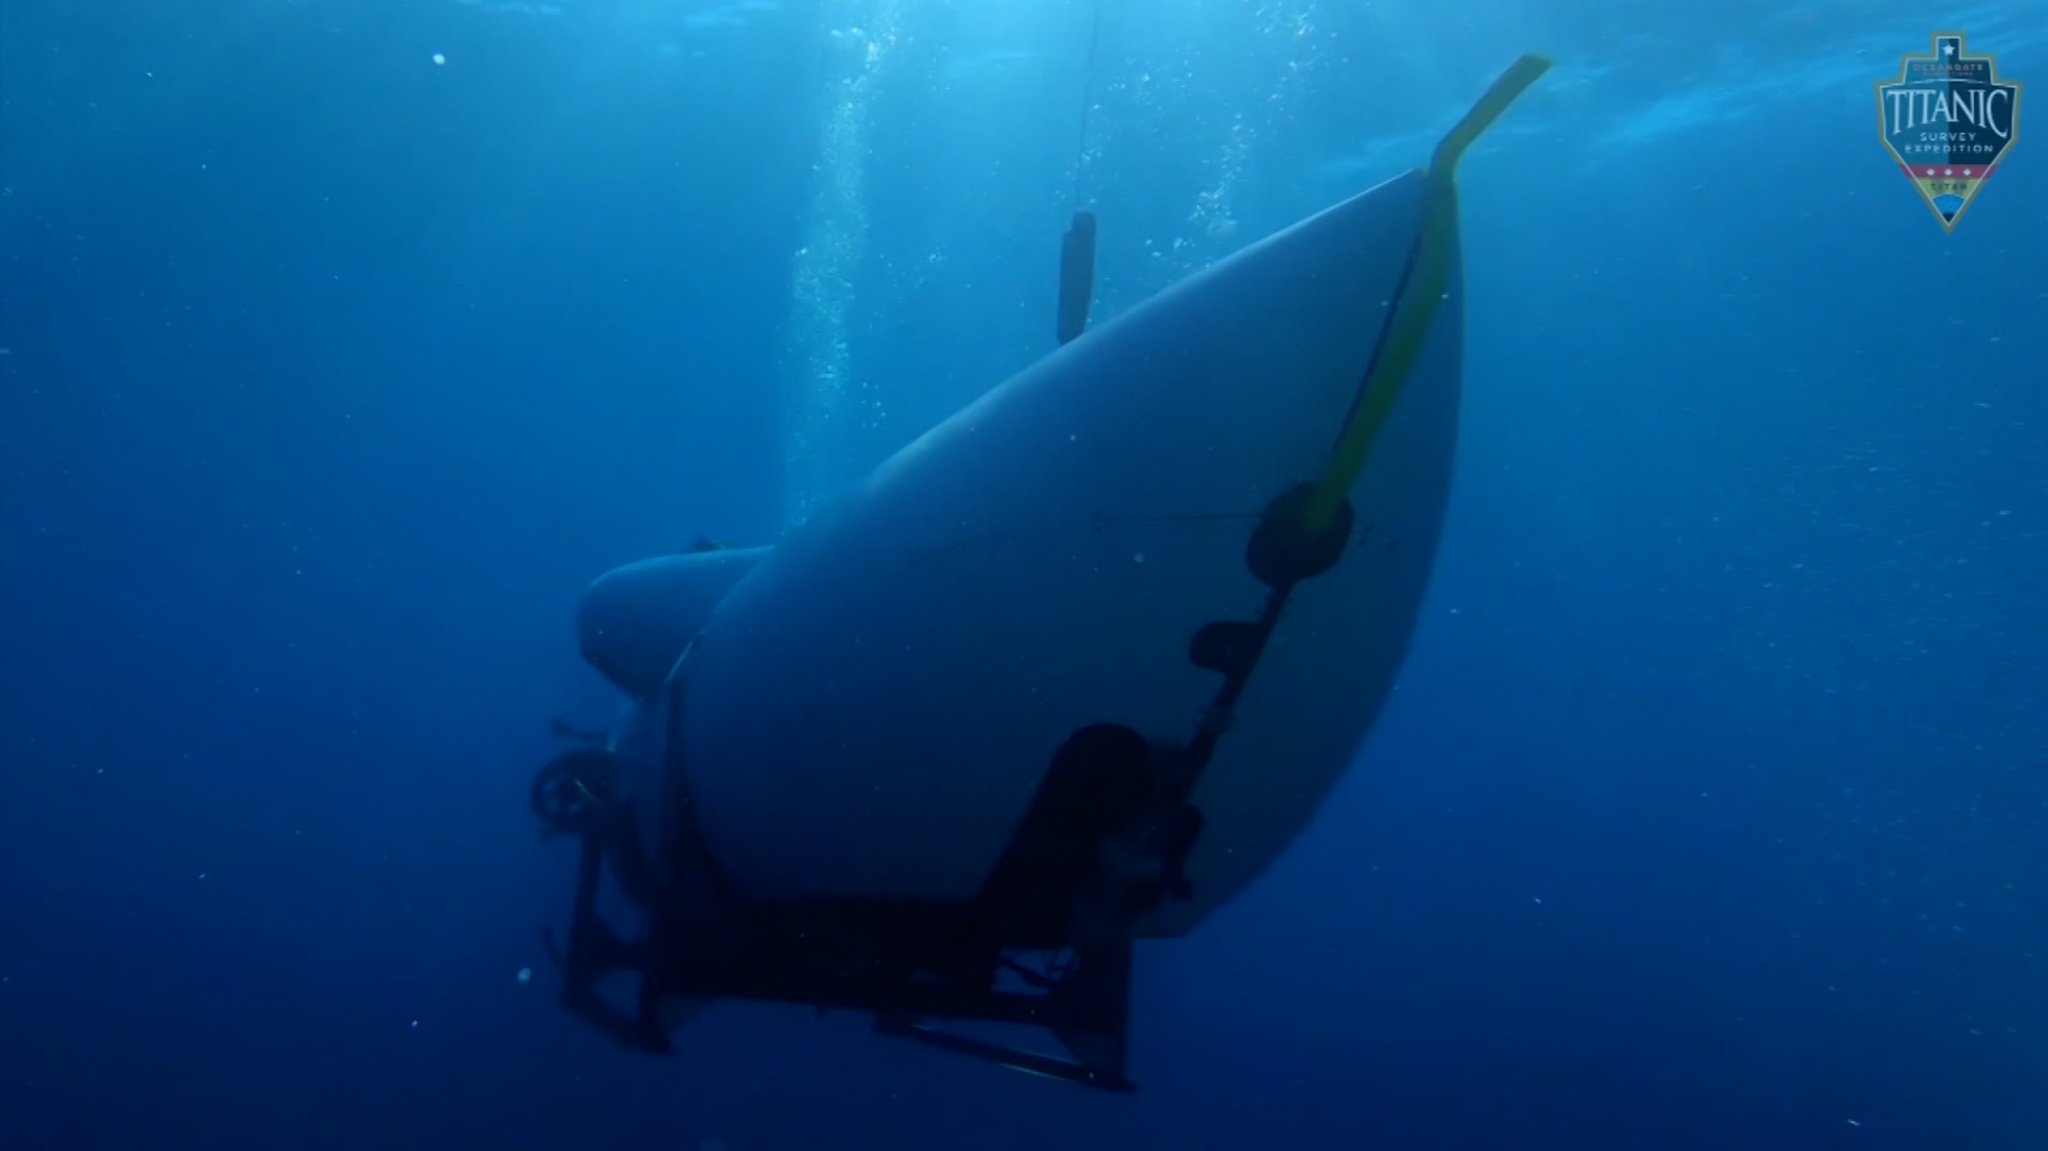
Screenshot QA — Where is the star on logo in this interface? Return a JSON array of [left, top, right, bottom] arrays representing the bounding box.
[[1942, 43, 1956, 57]]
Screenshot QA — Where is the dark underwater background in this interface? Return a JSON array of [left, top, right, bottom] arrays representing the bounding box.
[[2, 1, 2044, 1148]]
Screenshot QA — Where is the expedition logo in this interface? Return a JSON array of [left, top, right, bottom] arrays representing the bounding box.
[[1877, 33, 2021, 231]]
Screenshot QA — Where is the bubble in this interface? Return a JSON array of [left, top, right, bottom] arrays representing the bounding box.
[[432, 53, 447, 67], [517, 967, 532, 984]]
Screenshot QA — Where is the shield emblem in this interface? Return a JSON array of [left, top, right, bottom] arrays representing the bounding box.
[[1877, 33, 2022, 232]]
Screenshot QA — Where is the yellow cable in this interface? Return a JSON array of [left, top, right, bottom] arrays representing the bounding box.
[[1302, 53, 1552, 533]]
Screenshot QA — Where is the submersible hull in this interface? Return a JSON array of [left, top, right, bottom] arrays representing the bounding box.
[[535, 53, 1549, 1089], [668, 168, 1460, 939]]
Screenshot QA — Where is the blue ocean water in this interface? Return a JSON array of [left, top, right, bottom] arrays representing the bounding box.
[[1, 1, 2043, 1148]]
